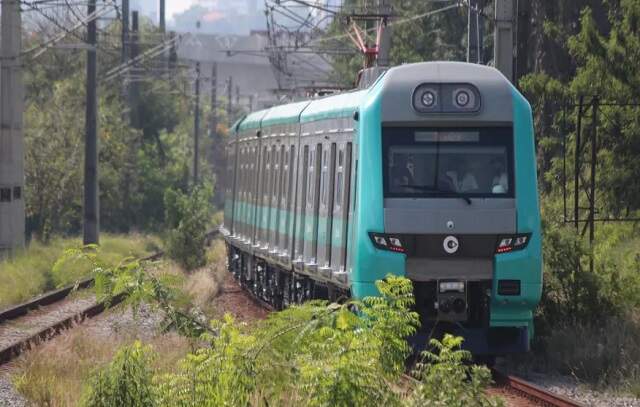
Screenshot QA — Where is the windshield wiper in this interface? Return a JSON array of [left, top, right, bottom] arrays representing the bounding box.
[[401, 184, 472, 205]]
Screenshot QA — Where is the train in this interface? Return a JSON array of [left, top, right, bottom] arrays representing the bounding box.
[[220, 61, 542, 356]]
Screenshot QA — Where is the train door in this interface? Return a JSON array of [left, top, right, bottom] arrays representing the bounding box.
[[317, 143, 337, 272], [293, 145, 309, 266], [254, 145, 267, 245], [269, 144, 283, 253], [330, 142, 352, 273], [282, 144, 296, 261], [303, 143, 322, 268]]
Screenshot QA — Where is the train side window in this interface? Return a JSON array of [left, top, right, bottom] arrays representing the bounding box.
[[282, 147, 289, 209], [320, 147, 328, 208], [335, 147, 344, 212], [307, 147, 315, 206], [272, 146, 279, 205], [0, 188, 10, 202]]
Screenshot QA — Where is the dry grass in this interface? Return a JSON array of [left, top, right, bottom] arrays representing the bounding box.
[[183, 239, 227, 311], [12, 311, 191, 407], [0, 234, 160, 309], [10, 239, 229, 406], [508, 313, 640, 397]]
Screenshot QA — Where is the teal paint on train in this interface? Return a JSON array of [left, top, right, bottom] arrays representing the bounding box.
[[490, 86, 543, 340], [350, 76, 405, 299], [262, 100, 310, 127], [300, 90, 367, 123], [232, 199, 345, 246]]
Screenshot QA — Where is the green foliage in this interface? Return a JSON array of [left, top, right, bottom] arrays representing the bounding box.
[[407, 335, 503, 407], [82, 341, 156, 407], [85, 264, 502, 406], [22, 19, 207, 239], [164, 184, 213, 271], [155, 315, 256, 406]]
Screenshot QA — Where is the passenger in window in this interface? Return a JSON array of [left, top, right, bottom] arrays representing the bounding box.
[[459, 161, 479, 192], [490, 157, 508, 193], [438, 158, 458, 192], [391, 154, 416, 192]]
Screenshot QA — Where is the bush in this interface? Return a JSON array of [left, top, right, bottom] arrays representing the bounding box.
[[82, 341, 156, 407], [79, 263, 502, 406], [164, 185, 212, 271], [408, 334, 503, 407]]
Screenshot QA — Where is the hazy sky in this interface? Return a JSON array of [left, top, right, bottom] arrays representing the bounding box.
[[166, 0, 196, 20]]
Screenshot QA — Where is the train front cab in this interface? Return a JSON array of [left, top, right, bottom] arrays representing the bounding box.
[[350, 62, 542, 355]]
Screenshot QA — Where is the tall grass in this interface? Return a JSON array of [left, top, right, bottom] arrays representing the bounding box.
[[0, 234, 160, 309]]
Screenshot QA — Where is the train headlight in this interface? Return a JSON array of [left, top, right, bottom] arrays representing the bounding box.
[[369, 232, 405, 253], [412, 84, 439, 113], [412, 83, 481, 113], [454, 89, 470, 107], [421, 90, 437, 108], [495, 233, 531, 254]]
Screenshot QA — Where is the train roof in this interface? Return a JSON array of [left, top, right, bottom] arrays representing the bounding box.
[[300, 89, 367, 123], [261, 100, 311, 127], [234, 89, 368, 135]]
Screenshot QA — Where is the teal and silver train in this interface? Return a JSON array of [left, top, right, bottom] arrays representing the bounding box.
[[221, 61, 542, 355]]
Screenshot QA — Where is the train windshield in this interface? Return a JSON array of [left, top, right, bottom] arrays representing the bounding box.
[[383, 127, 514, 198]]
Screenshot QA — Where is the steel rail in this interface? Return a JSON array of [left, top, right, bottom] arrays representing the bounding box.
[[0, 230, 218, 365], [492, 369, 587, 407]]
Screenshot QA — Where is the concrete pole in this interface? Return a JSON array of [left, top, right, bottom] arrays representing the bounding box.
[[129, 11, 140, 128], [121, 0, 129, 64], [494, 0, 514, 82], [227, 76, 233, 127], [210, 63, 218, 137], [159, 0, 166, 33], [83, 0, 99, 244], [194, 62, 201, 185], [0, 0, 25, 255]]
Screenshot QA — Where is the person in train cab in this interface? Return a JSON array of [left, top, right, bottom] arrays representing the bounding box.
[[391, 154, 416, 192], [459, 160, 479, 192], [438, 158, 459, 192], [490, 157, 508, 193]]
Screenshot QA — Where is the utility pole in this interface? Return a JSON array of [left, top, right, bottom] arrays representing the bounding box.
[[494, 0, 514, 82], [0, 0, 25, 256], [129, 11, 140, 128], [210, 63, 218, 137], [121, 0, 129, 64], [515, 0, 531, 84], [84, 0, 99, 244], [377, 0, 391, 67], [227, 76, 233, 127], [467, 0, 481, 63], [194, 62, 201, 185], [159, 0, 166, 34]]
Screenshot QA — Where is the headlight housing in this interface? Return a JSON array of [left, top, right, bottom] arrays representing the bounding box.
[[495, 233, 531, 254], [412, 83, 481, 114], [368, 232, 405, 253]]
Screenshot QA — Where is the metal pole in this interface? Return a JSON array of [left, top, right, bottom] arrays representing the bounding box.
[[467, 0, 479, 63], [130, 11, 139, 128], [84, 0, 99, 245], [227, 76, 233, 127], [515, 0, 531, 84], [588, 98, 598, 254], [210, 63, 217, 137], [194, 62, 201, 185], [494, 0, 514, 81], [159, 0, 166, 33], [121, 0, 129, 64], [0, 0, 25, 255], [574, 96, 584, 231], [377, 0, 391, 67]]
